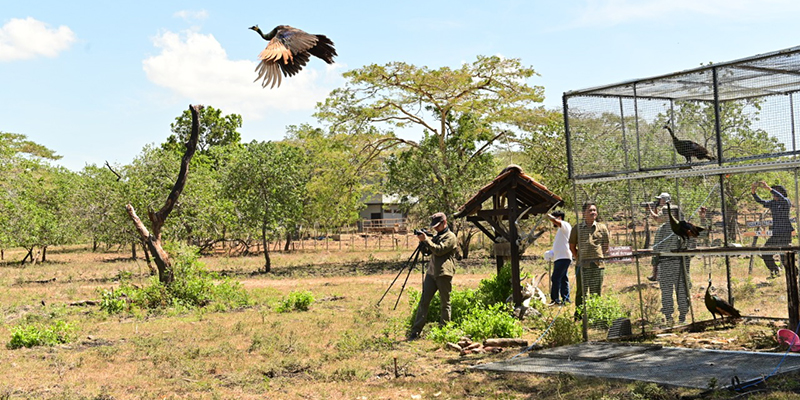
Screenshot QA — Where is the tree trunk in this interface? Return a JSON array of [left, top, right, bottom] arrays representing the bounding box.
[[261, 217, 271, 273], [131, 242, 137, 260], [125, 104, 203, 285], [141, 239, 156, 276], [41, 245, 47, 263], [92, 239, 98, 252], [284, 231, 292, 252], [21, 247, 33, 265]]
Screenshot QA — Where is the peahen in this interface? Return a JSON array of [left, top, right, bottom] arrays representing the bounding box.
[[249, 25, 337, 88], [664, 124, 715, 164], [705, 274, 741, 321], [666, 201, 706, 242]]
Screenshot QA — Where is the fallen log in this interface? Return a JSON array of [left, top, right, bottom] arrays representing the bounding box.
[[483, 338, 528, 348]]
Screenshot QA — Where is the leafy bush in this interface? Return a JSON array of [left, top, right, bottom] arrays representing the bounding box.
[[427, 322, 465, 345], [99, 244, 249, 314], [8, 320, 76, 349], [459, 302, 523, 341], [543, 315, 582, 347], [581, 293, 627, 329], [276, 290, 315, 313]]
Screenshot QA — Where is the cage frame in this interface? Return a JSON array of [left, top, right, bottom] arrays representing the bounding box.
[[563, 45, 800, 335]]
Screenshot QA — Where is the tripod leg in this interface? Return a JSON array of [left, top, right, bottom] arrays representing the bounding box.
[[394, 244, 425, 310], [376, 246, 419, 307]]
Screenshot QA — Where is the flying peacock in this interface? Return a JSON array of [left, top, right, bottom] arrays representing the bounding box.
[[249, 25, 337, 88], [663, 124, 716, 164], [705, 273, 741, 321], [666, 201, 706, 243]]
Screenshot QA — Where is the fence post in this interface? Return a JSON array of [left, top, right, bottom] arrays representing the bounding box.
[[786, 252, 800, 330]]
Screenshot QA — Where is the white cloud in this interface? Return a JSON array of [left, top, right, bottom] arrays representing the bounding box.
[[142, 30, 343, 118], [570, 0, 800, 28], [173, 10, 209, 22], [0, 17, 76, 62]]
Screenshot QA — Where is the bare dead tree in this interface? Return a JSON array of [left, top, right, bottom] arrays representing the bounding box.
[[126, 104, 203, 284]]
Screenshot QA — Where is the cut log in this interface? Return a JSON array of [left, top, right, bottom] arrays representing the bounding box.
[[483, 338, 528, 348]]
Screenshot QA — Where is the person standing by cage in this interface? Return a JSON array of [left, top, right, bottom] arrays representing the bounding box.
[[407, 212, 458, 340], [752, 181, 794, 278], [547, 210, 572, 306], [569, 201, 610, 317], [652, 205, 690, 325], [646, 192, 672, 281]]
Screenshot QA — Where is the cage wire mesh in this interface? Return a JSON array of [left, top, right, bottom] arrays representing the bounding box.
[[563, 45, 800, 339]]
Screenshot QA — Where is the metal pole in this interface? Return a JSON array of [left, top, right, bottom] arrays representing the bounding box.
[[712, 66, 734, 305]]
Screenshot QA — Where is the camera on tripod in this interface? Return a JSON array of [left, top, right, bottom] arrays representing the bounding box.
[[413, 228, 430, 236]]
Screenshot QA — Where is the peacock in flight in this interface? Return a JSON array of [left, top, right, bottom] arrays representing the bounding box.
[[249, 25, 337, 88], [663, 124, 715, 164], [705, 273, 741, 321]]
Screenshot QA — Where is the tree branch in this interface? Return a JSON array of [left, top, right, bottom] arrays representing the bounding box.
[[104, 161, 122, 181]]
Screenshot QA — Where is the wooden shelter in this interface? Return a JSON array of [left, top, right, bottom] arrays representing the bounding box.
[[454, 165, 563, 306]]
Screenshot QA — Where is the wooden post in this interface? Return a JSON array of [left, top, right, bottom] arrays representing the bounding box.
[[508, 178, 522, 307], [786, 251, 800, 330]]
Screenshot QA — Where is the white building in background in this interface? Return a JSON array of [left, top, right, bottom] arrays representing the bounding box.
[[359, 194, 408, 233]]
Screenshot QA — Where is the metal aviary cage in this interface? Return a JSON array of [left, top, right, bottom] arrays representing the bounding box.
[[563, 45, 800, 340]]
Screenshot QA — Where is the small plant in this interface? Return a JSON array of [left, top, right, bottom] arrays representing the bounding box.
[[543, 315, 582, 347], [732, 276, 757, 301], [459, 303, 523, 341], [8, 320, 76, 349], [629, 381, 668, 400], [276, 291, 315, 313], [427, 322, 466, 345], [581, 293, 627, 329]]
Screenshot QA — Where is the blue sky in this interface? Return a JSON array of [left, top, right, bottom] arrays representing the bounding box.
[[3, 0, 800, 171]]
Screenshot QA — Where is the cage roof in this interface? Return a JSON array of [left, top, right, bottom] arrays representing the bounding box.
[[564, 45, 800, 102]]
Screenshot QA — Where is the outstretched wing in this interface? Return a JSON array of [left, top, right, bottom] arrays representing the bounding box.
[[253, 27, 316, 88]]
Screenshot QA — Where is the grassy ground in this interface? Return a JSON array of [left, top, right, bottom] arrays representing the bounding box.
[[0, 244, 799, 399]]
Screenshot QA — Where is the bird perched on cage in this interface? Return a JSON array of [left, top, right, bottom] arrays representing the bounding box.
[[249, 25, 337, 88], [666, 201, 706, 242], [663, 124, 716, 164], [705, 274, 741, 321]]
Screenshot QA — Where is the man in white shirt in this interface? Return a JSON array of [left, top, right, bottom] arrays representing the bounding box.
[[547, 210, 572, 305]]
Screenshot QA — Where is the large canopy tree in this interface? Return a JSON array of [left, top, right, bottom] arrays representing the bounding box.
[[315, 56, 553, 256]]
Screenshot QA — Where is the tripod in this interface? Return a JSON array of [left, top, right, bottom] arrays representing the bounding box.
[[376, 242, 428, 310]]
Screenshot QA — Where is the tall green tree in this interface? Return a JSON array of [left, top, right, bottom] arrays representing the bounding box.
[[223, 141, 307, 272], [315, 56, 553, 257]]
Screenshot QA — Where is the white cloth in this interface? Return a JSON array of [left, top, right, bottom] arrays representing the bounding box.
[[552, 220, 573, 261], [543, 250, 554, 261]]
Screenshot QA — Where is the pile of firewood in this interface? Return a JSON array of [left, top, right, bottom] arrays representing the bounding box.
[[446, 337, 529, 356]]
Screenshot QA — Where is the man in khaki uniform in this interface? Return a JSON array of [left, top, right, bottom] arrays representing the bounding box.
[[408, 212, 458, 340], [569, 201, 609, 315]]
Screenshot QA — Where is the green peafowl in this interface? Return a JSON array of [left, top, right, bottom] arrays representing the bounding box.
[[249, 25, 337, 88], [664, 124, 715, 164], [666, 201, 705, 243], [705, 273, 741, 321]]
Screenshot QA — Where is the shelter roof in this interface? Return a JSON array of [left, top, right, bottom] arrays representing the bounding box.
[[453, 165, 562, 220]]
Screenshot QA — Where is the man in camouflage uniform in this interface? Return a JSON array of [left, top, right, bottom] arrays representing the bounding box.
[[408, 212, 458, 340]]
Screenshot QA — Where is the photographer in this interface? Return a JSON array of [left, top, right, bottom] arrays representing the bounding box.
[[646, 192, 670, 281], [407, 212, 458, 340]]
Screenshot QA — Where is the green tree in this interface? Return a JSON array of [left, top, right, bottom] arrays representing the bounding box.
[[163, 106, 242, 155], [315, 56, 553, 257], [286, 124, 380, 235], [223, 141, 308, 272]]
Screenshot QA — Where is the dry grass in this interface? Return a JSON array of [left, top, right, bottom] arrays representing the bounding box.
[[0, 245, 798, 399]]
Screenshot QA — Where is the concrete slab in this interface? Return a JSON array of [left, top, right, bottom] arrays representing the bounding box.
[[473, 342, 800, 389]]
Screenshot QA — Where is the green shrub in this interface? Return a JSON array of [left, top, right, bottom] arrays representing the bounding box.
[[99, 243, 249, 314], [543, 315, 582, 347], [8, 320, 76, 349], [427, 322, 466, 345], [459, 302, 523, 341], [581, 293, 627, 329], [276, 291, 315, 313]]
